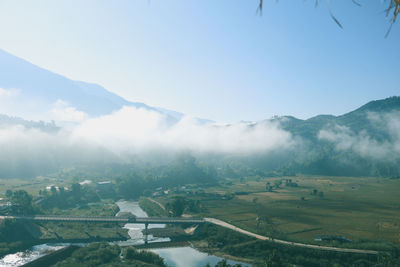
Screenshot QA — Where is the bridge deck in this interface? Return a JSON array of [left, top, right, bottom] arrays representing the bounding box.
[[0, 215, 205, 224]]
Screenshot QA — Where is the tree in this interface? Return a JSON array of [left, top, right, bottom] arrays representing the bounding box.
[[264, 249, 287, 267], [274, 180, 282, 189], [266, 181, 273, 192], [5, 190, 12, 198], [50, 186, 57, 196], [311, 189, 318, 195], [187, 199, 201, 213], [166, 197, 186, 217], [59, 186, 65, 195], [10, 190, 34, 215], [71, 183, 82, 201], [214, 259, 242, 267]]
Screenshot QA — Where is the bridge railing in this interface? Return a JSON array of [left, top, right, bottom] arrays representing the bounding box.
[[3, 215, 206, 224]]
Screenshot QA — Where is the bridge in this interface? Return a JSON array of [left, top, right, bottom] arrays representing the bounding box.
[[0, 215, 205, 224], [0, 215, 205, 244]]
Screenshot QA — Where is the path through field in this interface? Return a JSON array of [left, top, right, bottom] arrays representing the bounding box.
[[204, 218, 380, 255]]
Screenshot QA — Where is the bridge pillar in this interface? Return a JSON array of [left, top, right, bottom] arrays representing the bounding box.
[[84, 222, 88, 234], [144, 223, 149, 244], [115, 223, 118, 234]]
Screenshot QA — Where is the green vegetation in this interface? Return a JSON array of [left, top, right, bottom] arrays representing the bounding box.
[[36, 200, 127, 241], [139, 197, 168, 217], [0, 219, 38, 258], [116, 155, 217, 200], [196, 224, 398, 266], [206, 260, 243, 267], [224, 240, 386, 266], [2, 146, 400, 265], [5, 190, 37, 214], [124, 246, 167, 266], [154, 175, 400, 251], [23, 246, 80, 267], [164, 196, 201, 217], [197, 224, 253, 248], [39, 183, 100, 210], [53, 243, 167, 267], [0, 188, 128, 254]]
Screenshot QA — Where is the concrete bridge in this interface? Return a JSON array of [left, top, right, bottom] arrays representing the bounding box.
[[0, 215, 205, 224], [0, 215, 205, 244]]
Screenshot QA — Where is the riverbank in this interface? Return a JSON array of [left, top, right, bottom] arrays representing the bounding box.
[[22, 245, 80, 267], [189, 240, 255, 265], [135, 240, 191, 249], [137, 198, 256, 265]]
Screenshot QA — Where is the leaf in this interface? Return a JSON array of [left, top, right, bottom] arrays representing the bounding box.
[[351, 0, 362, 7], [329, 10, 343, 29]]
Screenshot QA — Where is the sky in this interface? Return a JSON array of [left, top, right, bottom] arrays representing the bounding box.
[[0, 0, 399, 123]]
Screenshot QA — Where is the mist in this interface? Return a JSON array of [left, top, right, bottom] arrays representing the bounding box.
[[318, 111, 400, 161], [2, 102, 400, 179], [72, 106, 294, 154], [0, 105, 296, 177]]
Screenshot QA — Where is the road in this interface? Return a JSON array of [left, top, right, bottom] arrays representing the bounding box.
[[147, 197, 166, 211], [204, 218, 380, 255]]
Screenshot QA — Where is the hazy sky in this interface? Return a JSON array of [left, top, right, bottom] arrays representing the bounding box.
[[0, 0, 399, 122]]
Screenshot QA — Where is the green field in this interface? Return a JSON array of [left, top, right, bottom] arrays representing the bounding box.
[[2, 174, 400, 252], [36, 202, 128, 240], [156, 175, 400, 250], [0, 177, 50, 196]]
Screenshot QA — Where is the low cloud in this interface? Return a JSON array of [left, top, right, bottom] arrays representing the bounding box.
[[0, 106, 296, 177], [51, 100, 88, 122], [318, 112, 400, 160], [72, 106, 294, 154]]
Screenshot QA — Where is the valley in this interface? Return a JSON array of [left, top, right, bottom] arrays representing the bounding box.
[[1, 173, 399, 266], [1, 1, 399, 265]]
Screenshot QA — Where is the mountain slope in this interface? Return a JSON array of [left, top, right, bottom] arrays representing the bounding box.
[[251, 97, 400, 177], [0, 49, 178, 121], [273, 96, 400, 140]]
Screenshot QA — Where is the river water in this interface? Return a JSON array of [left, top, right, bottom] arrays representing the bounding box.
[[115, 200, 250, 267], [115, 200, 170, 246], [0, 200, 251, 267]]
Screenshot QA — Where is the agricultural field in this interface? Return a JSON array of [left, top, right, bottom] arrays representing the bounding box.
[[156, 175, 400, 250], [0, 177, 50, 196]]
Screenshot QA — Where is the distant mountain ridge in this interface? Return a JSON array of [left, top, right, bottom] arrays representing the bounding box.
[[0, 48, 204, 123], [255, 96, 400, 177], [270, 96, 400, 141], [0, 114, 59, 132]]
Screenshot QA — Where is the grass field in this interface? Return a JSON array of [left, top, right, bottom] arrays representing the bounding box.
[[36, 201, 129, 240], [2, 174, 400, 251], [0, 177, 49, 196], [155, 175, 400, 250]]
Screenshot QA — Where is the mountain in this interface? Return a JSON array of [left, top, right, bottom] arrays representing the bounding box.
[[257, 96, 400, 177], [0, 114, 59, 132], [0, 49, 189, 122], [271, 96, 400, 141], [1, 47, 399, 178]]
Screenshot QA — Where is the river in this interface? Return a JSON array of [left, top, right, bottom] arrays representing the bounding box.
[[0, 200, 251, 267]]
